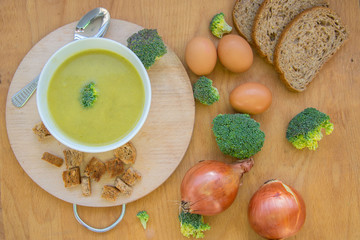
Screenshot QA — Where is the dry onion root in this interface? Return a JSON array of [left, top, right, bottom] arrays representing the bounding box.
[[248, 179, 306, 239], [180, 159, 254, 216]]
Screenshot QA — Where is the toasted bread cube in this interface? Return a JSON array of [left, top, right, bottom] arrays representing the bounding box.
[[84, 157, 106, 182], [101, 185, 120, 201], [41, 152, 63, 167], [121, 167, 142, 186], [63, 149, 83, 169], [114, 177, 132, 196], [62, 167, 81, 188], [81, 176, 91, 196], [114, 142, 136, 165], [105, 158, 125, 178], [33, 122, 51, 140]]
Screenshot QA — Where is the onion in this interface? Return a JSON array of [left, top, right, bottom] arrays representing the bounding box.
[[181, 159, 254, 216], [248, 180, 306, 239]]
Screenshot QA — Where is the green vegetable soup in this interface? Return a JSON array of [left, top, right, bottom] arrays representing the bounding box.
[[47, 49, 145, 146]]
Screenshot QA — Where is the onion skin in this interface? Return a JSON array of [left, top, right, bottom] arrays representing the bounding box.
[[181, 159, 254, 216], [248, 180, 306, 240]]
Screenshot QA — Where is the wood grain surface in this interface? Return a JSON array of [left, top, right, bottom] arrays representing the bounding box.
[[1, 0, 359, 239], [6, 19, 195, 207]]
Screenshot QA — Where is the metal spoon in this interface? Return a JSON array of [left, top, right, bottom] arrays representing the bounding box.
[[11, 7, 110, 108]]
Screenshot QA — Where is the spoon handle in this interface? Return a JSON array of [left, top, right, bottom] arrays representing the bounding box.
[[11, 75, 39, 108]]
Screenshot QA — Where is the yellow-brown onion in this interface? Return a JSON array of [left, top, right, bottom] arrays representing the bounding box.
[[248, 180, 306, 239], [181, 159, 254, 216]]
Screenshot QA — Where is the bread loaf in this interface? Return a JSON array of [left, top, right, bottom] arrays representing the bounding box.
[[274, 7, 348, 92]]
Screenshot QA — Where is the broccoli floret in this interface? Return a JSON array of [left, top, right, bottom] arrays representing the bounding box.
[[80, 82, 98, 108], [209, 12, 232, 38], [212, 114, 265, 159], [286, 107, 334, 150], [179, 211, 210, 239], [193, 76, 220, 105], [136, 211, 149, 229], [127, 29, 167, 69]]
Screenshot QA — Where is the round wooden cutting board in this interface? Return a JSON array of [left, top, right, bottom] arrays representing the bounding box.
[[5, 19, 195, 207]]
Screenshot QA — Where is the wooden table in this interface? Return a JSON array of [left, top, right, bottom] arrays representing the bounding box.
[[0, 0, 359, 239]]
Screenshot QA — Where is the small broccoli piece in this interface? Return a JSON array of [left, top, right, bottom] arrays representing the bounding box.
[[193, 76, 220, 105], [286, 107, 334, 150], [80, 82, 98, 108], [209, 12, 232, 38], [127, 29, 167, 69], [136, 211, 149, 229], [179, 211, 210, 239], [212, 114, 265, 159]]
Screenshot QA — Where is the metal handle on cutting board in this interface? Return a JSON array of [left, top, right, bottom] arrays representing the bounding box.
[[73, 204, 126, 233]]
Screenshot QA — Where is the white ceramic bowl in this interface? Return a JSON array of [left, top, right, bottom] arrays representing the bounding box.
[[37, 38, 151, 153]]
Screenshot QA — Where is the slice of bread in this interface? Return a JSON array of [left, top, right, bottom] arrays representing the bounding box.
[[274, 7, 348, 92], [232, 0, 265, 44], [252, 0, 328, 63]]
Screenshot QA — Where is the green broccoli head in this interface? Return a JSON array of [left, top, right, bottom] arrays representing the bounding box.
[[193, 76, 220, 105], [179, 211, 210, 239], [80, 82, 98, 108], [209, 12, 232, 38], [136, 211, 149, 229], [127, 29, 167, 69], [212, 114, 265, 159], [286, 107, 334, 150]]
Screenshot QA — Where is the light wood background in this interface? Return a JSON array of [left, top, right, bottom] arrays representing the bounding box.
[[0, 0, 359, 239]]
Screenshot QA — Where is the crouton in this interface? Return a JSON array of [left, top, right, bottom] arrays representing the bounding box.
[[81, 176, 91, 196], [105, 158, 125, 178], [62, 167, 81, 188], [63, 149, 83, 169], [121, 167, 142, 186], [114, 176, 132, 196], [41, 152, 63, 167], [32, 122, 51, 140], [84, 157, 106, 182], [114, 142, 137, 165], [101, 185, 120, 201]]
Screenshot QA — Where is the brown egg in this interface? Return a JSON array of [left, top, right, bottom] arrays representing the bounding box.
[[218, 34, 253, 73], [185, 37, 217, 75], [229, 82, 272, 114]]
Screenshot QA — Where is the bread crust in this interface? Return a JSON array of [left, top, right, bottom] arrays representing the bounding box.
[[274, 6, 348, 92]]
